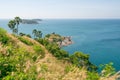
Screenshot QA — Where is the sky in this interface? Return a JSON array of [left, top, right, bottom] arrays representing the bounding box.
[[0, 0, 120, 19]]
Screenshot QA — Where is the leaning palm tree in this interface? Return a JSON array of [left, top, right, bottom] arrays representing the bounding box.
[[14, 17, 22, 35], [8, 20, 16, 33]]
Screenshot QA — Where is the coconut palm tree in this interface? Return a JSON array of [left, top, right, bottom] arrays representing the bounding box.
[[8, 20, 16, 33], [14, 17, 22, 35]]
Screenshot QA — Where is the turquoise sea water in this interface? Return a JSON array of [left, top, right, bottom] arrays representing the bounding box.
[[0, 19, 120, 71]]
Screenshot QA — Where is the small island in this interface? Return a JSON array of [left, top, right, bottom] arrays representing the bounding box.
[[21, 19, 42, 24]]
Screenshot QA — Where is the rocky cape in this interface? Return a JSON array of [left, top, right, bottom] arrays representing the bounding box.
[[57, 36, 73, 47], [45, 33, 73, 48]]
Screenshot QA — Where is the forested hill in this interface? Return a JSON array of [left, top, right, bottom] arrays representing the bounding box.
[[0, 27, 120, 80]]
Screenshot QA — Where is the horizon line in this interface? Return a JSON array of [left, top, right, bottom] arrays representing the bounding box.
[[1, 17, 120, 20]]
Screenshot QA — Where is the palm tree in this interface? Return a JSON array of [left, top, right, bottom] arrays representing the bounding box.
[[32, 29, 37, 38], [37, 30, 42, 38], [32, 29, 42, 39], [8, 20, 16, 33], [15, 17, 22, 35]]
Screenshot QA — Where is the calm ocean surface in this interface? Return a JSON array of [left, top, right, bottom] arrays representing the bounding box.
[[0, 19, 120, 71]]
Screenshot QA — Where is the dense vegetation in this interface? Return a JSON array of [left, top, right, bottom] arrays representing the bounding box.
[[0, 17, 119, 80]]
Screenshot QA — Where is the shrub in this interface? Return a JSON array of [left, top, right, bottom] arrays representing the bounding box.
[[40, 64, 48, 73], [0, 55, 16, 78], [64, 66, 72, 73], [18, 36, 33, 45], [100, 62, 116, 77], [0, 28, 9, 44], [69, 52, 97, 71], [33, 45, 45, 58], [86, 71, 100, 80], [3, 72, 36, 80]]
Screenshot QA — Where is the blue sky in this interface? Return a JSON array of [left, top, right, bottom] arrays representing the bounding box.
[[0, 0, 120, 19]]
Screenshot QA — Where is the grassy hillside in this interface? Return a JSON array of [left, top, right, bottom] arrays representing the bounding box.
[[0, 28, 120, 80]]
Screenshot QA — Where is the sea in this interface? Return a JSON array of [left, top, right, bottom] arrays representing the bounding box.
[[0, 19, 120, 71]]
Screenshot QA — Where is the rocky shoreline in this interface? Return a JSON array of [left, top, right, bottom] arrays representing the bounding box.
[[57, 36, 73, 47]]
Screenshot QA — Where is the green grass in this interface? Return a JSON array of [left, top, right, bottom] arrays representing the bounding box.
[[0, 28, 10, 44], [18, 36, 33, 45]]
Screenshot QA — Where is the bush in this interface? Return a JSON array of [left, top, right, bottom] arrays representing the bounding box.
[[100, 62, 116, 77], [33, 45, 45, 58], [3, 72, 36, 80], [18, 36, 33, 45], [86, 71, 100, 80], [0, 55, 16, 78], [40, 64, 48, 73], [64, 66, 72, 73], [69, 52, 97, 71], [0, 28, 9, 44]]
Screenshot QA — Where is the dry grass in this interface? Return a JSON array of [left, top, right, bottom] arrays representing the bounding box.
[[7, 34, 35, 53], [2, 34, 120, 80], [100, 71, 120, 80]]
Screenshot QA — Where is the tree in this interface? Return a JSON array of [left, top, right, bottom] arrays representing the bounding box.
[[19, 32, 26, 36], [8, 20, 16, 33], [32, 29, 42, 39], [69, 52, 97, 71], [8, 17, 22, 35], [37, 30, 42, 38], [14, 17, 22, 35], [32, 29, 37, 38], [100, 62, 116, 77]]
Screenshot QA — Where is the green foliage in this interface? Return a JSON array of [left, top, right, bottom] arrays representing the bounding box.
[[3, 72, 36, 80], [0, 28, 9, 44], [19, 32, 26, 36], [45, 33, 63, 43], [0, 53, 16, 78], [40, 64, 48, 73], [33, 45, 45, 58], [36, 36, 97, 72], [18, 36, 33, 45], [0, 41, 37, 79], [36, 38, 69, 59], [64, 66, 72, 73], [100, 62, 116, 77], [32, 29, 42, 39], [32, 55, 37, 62], [86, 71, 100, 80], [69, 52, 97, 71], [8, 20, 16, 34], [45, 34, 51, 38], [26, 34, 31, 38], [69, 52, 89, 66], [0, 27, 117, 80], [19, 32, 31, 38], [8, 17, 22, 35], [39, 78, 45, 80], [35, 38, 48, 46]]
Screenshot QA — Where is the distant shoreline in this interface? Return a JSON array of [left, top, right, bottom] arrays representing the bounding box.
[[21, 19, 42, 24]]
